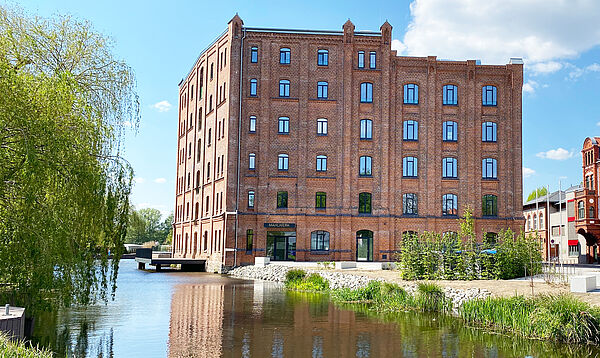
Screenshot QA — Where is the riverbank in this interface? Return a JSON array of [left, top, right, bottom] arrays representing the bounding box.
[[228, 265, 492, 311]]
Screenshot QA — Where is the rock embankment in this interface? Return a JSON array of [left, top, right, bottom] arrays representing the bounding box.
[[227, 264, 491, 309]]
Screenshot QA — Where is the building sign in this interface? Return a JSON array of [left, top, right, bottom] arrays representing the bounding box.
[[264, 223, 296, 228]]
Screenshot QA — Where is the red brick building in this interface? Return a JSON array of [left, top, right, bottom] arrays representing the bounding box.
[[173, 16, 524, 271], [574, 137, 600, 263]]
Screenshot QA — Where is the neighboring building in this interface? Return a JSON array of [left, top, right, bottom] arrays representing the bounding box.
[[523, 186, 585, 263], [574, 137, 600, 263], [173, 15, 524, 271]]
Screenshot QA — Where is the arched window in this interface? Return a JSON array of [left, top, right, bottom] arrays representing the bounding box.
[[442, 157, 457, 178], [250, 46, 258, 63], [443, 84, 458, 105], [590, 206, 595, 219], [358, 192, 372, 214], [482, 195, 497, 217], [206, 162, 211, 180], [280, 48, 291, 64], [360, 82, 373, 103], [315, 192, 326, 209], [277, 191, 288, 208], [278, 154, 289, 171], [403, 84, 418, 104], [442, 194, 458, 216], [360, 119, 372, 140], [311, 231, 330, 251], [533, 213, 537, 229], [403, 193, 418, 215], [527, 215, 531, 231], [539, 213, 544, 229], [482, 158, 497, 179], [316, 155, 327, 172], [195, 170, 200, 187], [249, 115, 257, 132], [195, 202, 199, 220], [482, 122, 497, 142], [403, 120, 418, 141], [357, 51, 365, 68], [249, 153, 256, 170], [250, 79, 257, 96], [278, 117, 290, 134], [359, 156, 372, 176], [403, 157, 418, 177], [196, 139, 201, 161], [482, 85, 497, 106], [248, 191, 255, 208], [578, 201, 585, 219], [317, 81, 328, 99], [317, 118, 328, 135], [203, 231, 208, 252], [279, 79, 290, 97], [443, 121, 458, 141], [317, 49, 329, 66]]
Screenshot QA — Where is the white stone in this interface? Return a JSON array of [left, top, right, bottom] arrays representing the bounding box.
[[335, 261, 357, 270], [570, 275, 596, 293], [254, 257, 270, 267]]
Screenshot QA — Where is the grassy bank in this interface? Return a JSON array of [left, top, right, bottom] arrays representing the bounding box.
[[461, 294, 600, 345], [0, 334, 51, 358], [284, 269, 600, 346]]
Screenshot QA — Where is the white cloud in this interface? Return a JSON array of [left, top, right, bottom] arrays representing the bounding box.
[[529, 61, 563, 75], [522, 80, 538, 94], [134, 177, 145, 184], [135, 203, 171, 218], [397, 0, 600, 65], [391, 39, 407, 54], [154, 178, 167, 184], [587, 63, 600, 72], [536, 148, 574, 161], [523, 167, 535, 178], [596, 121, 600, 127], [152, 100, 172, 112]]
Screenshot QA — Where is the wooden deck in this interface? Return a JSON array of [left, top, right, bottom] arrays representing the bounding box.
[[135, 248, 205, 271]]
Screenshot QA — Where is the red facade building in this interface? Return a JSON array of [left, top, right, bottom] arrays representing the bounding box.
[[574, 137, 600, 263]]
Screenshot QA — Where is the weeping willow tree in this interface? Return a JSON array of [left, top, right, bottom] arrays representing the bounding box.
[[0, 6, 139, 315]]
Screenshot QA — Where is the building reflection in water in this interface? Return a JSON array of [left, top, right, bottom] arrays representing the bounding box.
[[168, 284, 224, 358], [168, 280, 600, 358]]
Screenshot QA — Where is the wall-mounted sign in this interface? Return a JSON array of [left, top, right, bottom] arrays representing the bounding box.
[[264, 223, 296, 228]]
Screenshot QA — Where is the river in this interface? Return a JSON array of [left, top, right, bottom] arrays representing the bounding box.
[[32, 260, 600, 357]]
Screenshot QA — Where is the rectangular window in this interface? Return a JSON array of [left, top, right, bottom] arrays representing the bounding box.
[[403, 157, 418, 177], [358, 193, 372, 214], [359, 156, 372, 176], [246, 229, 253, 252], [443, 121, 458, 141], [317, 81, 328, 99], [311, 231, 330, 251], [443, 85, 458, 105], [568, 244, 579, 257], [250, 79, 257, 96], [316, 156, 327, 172], [358, 51, 365, 68], [404, 84, 418, 104], [315, 192, 326, 209], [279, 80, 290, 97], [482, 85, 497, 106], [403, 193, 418, 215], [280, 48, 291, 64], [277, 191, 288, 208], [369, 51, 376, 69], [482, 122, 497, 142], [317, 118, 328, 135], [249, 154, 256, 170], [360, 82, 373, 103], [278, 117, 290, 134], [317, 49, 328, 66], [249, 116, 257, 133], [250, 47, 258, 63]]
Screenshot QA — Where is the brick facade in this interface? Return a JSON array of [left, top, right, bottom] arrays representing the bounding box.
[[574, 137, 600, 263], [173, 16, 524, 271]]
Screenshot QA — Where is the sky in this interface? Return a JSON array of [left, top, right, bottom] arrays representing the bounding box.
[[12, 0, 600, 218]]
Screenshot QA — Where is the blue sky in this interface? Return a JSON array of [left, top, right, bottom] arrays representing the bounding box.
[[15, 0, 600, 218]]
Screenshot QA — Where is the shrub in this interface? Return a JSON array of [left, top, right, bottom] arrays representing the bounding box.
[[285, 271, 329, 292], [415, 282, 449, 312], [285, 269, 306, 285]]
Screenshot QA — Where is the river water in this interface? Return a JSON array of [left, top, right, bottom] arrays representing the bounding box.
[[32, 260, 600, 357]]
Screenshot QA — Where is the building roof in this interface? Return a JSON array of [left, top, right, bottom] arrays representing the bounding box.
[[523, 185, 582, 207]]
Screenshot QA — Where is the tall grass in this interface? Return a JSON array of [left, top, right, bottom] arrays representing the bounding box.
[[284, 270, 329, 291], [0, 333, 52, 358], [460, 294, 600, 344]]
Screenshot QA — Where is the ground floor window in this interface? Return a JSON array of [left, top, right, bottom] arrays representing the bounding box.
[[311, 230, 330, 251], [569, 244, 579, 257], [246, 229, 253, 252]]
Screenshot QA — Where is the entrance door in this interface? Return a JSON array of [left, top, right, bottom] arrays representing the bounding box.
[[356, 230, 373, 262], [273, 236, 297, 261]]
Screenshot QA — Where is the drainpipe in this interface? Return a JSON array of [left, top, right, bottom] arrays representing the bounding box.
[[234, 27, 246, 267]]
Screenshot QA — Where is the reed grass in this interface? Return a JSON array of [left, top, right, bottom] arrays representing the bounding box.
[[460, 294, 600, 344], [284, 270, 329, 291], [0, 333, 52, 358]]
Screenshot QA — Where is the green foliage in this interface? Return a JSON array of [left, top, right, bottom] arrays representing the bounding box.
[[285, 271, 329, 291], [317, 261, 334, 270], [285, 269, 306, 284], [0, 333, 51, 358], [125, 207, 172, 244], [526, 187, 548, 202], [398, 209, 542, 281], [0, 5, 139, 315], [460, 294, 600, 344], [415, 282, 449, 312]]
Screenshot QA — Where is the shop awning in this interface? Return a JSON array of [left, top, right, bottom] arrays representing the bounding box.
[[568, 239, 579, 246]]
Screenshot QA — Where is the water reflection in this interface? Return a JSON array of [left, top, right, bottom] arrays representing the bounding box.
[[31, 261, 600, 357]]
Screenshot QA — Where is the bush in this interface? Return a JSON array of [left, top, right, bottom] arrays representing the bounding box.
[[285, 269, 306, 285], [415, 282, 449, 312]]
